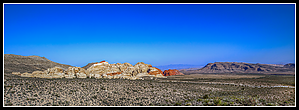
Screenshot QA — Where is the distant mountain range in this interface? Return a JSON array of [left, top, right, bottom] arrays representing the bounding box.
[[180, 62, 295, 75], [155, 64, 203, 71], [4, 54, 295, 76]]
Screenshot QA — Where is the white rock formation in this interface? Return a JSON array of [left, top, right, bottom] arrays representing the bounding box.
[[13, 61, 165, 80]]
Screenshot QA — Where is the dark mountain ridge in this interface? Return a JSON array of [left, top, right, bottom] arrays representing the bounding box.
[[180, 62, 295, 75]]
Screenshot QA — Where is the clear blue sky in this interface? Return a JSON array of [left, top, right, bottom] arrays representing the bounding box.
[[4, 4, 295, 67]]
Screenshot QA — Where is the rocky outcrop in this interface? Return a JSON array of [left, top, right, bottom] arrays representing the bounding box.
[[180, 62, 295, 74], [20, 67, 66, 78], [11, 72, 21, 75], [67, 67, 89, 78], [15, 61, 165, 80], [20, 72, 32, 77], [148, 67, 163, 76], [32, 71, 45, 78], [44, 67, 65, 78], [86, 61, 164, 80], [163, 69, 184, 76]]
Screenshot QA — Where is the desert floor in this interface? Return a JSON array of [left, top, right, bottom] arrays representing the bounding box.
[[4, 73, 295, 106]]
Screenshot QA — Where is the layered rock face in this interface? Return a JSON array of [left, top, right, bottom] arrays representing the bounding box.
[[163, 69, 184, 76], [14, 61, 165, 80]]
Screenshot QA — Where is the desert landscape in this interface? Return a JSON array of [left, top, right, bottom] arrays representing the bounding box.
[[3, 54, 295, 106], [3, 3, 296, 106]]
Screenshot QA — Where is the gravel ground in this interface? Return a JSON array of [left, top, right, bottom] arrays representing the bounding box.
[[4, 73, 295, 106]]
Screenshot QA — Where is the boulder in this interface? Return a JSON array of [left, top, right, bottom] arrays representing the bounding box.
[[67, 67, 88, 78], [76, 72, 87, 78], [20, 72, 32, 77], [31, 71, 45, 78], [94, 74, 102, 79], [43, 67, 65, 78], [12, 72, 21, 75]]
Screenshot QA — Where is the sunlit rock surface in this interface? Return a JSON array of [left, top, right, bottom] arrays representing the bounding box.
[[163, 69, 184, 76], [15, 61, 165, 80]]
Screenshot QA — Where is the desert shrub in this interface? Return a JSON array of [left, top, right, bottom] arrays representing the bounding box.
[[174, 102, 182, 106], [203, 94, 209, 99], [266, 103, 275, 106], [185, 103, 192, 106], [5, 102, 13, 106], [203, 99, 209, 103], [165, 99, 169, 102], [197, 99, 202, 102], [92, 95, 97, 99], [222, 102, 229, 106], [214, 99, 222, 106]]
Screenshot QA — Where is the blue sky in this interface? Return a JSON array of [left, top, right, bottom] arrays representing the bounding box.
[[4, 4, 295, 67]]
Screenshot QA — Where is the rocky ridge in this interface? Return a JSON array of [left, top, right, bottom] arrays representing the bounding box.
[[13, 61, 165, 80], [180, 62, 295, 74], [81, 62, 97, 70]]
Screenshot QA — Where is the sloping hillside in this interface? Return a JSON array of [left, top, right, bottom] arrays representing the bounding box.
[[81, 62, 98, 70], [4, 54, 73, 73]]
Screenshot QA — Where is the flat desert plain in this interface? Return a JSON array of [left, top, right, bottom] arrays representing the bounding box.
[[4, 73, 295, 106]]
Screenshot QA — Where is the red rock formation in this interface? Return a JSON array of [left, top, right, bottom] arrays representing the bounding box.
[[163, 69, 184, 76], [156, 67, 163, 74], [107, 72, 122, 76], [99, 60, 106, 63], [148, 67, 163, 75]]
